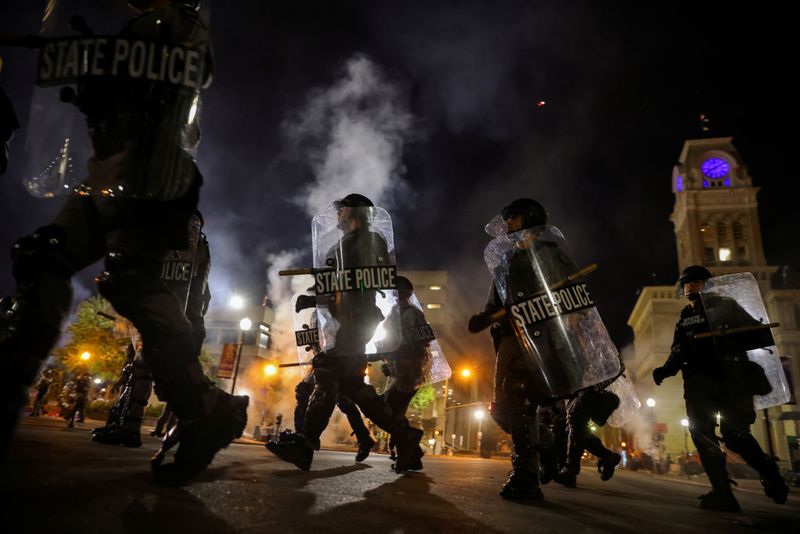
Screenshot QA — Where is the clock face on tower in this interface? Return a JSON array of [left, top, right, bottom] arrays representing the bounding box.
[[701, 157, 730, 179]]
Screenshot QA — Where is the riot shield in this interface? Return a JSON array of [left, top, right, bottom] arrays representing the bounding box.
[[605, 375, 641, 428], [161, 213, 203, 312], [381, 294, 452, 389], [292, 292, 319, 365], [484, 225, 620, 399], [22, 0, 210, 200], [311, 204, 400, 360], [701, 273, 790, 409], [407, 294, 451, 384]]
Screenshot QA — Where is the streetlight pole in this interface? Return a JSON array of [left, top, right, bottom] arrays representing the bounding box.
[[681, 418, 689, 478], [475, 408, 485, 456], [231, 317, 252, 396], [441, 378, 449, 453]]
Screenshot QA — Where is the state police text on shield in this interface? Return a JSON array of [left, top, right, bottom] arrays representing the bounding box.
[[510, 281, 595, 328]]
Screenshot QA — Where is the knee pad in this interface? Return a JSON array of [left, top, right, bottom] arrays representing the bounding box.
[[11, 225, 76, 284], [588, 390, 620, 426], [502, 371, 533, 407], [96, 251, 161, 315]]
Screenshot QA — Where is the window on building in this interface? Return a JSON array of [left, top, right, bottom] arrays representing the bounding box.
[[794, 304, 800, 330], [718, 247, 732, 262], [704, 247, 715, 263], [736, 246, 747, 262], [716, 222, 727, 241], [733, 222, 745, 241], [426, 303, 442, 310]]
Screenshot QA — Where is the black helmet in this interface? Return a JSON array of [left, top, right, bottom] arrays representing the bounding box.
[[333, 193, 374, 209], [501, 198, 547, 229], [396, 276, 414, 293], [678, 265, 712, 285]]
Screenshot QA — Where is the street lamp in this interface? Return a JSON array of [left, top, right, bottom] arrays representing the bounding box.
[[231, 317, 252, 395], [646, 398, 656, 408], [229, 295, 245, 310], [264, 363, 277, 376], [475, 408, 485, 455], [80, 351, 91, 361], [681, 418, 690, 477], [460, 368, 472, 378]]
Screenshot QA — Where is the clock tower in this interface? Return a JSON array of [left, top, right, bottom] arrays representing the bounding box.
[[670, 137, 776, 286]]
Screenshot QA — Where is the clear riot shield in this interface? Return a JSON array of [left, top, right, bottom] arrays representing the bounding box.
[[161, 213, 203, 312], [605, 375, 641, 428], [484, 225, 620, 399], [380, 294, 451, 388], [408, 295, 452, 384], [292, 292, 319, 365], [311, 205, 400, 360], [701, 273, 790, 409], [23, 0, 210, 200]]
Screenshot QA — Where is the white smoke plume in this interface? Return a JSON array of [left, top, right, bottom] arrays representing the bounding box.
[[284, 54, 417, 215]]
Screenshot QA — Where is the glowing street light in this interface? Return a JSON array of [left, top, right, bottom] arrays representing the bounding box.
[[229, 295, 245, 310], [239, 317, 253, 331], [80, 351, 91, 361], [646, 398, 656, 408], [680, 418, 689, 427], [460, 368, 472, 378], [264, 363, 277, 376], [474, 409, 485, 420], [93, 378, 102, 384]]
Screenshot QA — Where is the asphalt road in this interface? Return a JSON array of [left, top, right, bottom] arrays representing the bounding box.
[[2, 418, 797, 533]]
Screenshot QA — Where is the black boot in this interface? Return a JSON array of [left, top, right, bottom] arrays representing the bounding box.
[[554, 466, 577, 488], [700, 459, 741, 513], [355, 434, 375, 463], [91, 426, 142, 447], [153, 391, 249, 486], [699, 482, 741, 513], [393, 427, 424, 472], [597, 452, 622, 481], [265, 431, 314, 471], [502, 416, 543, 500], [501, 450, 544, 500], [759, 456, 789, 505]]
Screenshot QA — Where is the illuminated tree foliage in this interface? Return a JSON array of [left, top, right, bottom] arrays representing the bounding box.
[[409, 383, 435, 410], [55, 296, 131, 380]]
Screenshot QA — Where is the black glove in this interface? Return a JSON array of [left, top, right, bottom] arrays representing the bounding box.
[[652, 366, 670, 386], [468, 312, 494, 333], [295, 294, 317, 313]]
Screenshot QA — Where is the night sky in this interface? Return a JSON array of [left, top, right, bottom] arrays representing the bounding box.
[[1, 1, 798, 356]]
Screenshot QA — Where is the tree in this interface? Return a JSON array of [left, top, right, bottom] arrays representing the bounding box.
[[54, 296, 130, 380], [409, 383, 436, 411]]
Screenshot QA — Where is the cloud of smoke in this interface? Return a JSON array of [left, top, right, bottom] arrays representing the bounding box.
[[283, 54, 417, 215]]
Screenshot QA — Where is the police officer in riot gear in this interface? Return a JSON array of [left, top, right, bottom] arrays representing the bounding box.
[[653, 265, 789, 511], [268, 194, 423, 472], [380, 276, 431, 462], [469, 198, 549, 500], [0, 1, 247, 484], [93, 212, 211, 447]]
